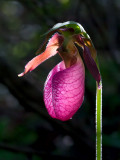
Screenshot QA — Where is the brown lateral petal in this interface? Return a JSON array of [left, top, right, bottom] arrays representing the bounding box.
[[83, 45, 101, 84], [83, 38, 97, 60], [74, 35, 96, 60], [36, 29, 58, 55], [74, 34, 101, 84], [18, 33, 64, 77]]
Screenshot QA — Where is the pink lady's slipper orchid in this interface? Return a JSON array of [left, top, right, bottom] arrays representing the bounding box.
[[18, 22, 101, 121]]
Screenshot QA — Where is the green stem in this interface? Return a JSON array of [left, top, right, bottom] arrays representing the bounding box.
[[96, 81, 102, 160]]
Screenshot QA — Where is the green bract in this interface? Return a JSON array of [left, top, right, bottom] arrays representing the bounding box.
[[44, 21, 90, 39]]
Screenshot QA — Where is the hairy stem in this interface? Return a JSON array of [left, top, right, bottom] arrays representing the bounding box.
[[96, 81, 102, 160]]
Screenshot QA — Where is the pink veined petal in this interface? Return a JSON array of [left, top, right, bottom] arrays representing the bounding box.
[[18, 33, 64, 77], [44, 59, 85, 121], [44, 61, 65, 119]]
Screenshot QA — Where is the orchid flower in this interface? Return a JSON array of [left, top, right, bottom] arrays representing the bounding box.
[[18, 21, 101, 121]]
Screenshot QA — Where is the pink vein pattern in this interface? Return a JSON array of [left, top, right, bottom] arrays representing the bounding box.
[[44, 60, 85, 121]]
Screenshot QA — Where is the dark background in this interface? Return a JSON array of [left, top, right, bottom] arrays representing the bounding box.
[[0, 0, 120, 160]]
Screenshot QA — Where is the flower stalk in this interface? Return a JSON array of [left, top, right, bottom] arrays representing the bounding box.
[[96, 80, 102, 160]]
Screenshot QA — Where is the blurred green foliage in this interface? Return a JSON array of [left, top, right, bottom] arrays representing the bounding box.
[[0, 150, 27, 160]]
